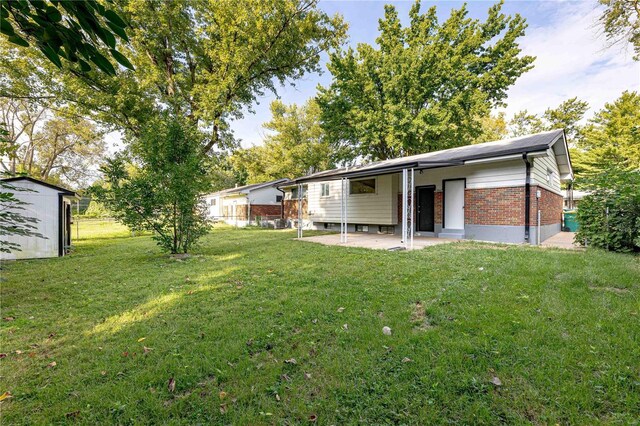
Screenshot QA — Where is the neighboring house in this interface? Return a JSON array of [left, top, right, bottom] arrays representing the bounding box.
[[288, 130, 572, 245], [202, 179, 289, 227], [563, 189, 590, 210], [1, 176, 78, 260]]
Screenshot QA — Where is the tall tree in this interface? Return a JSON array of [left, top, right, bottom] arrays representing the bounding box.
[[598, 0, 640, 60], [93, 115, 210, 254], [317, 0, 534, 162], [572, 91, 640, 176], [474, 112, 508, 144], [232, 99, 333, 183], [509, 97, 589, 143], [1, 1, 347, 155]]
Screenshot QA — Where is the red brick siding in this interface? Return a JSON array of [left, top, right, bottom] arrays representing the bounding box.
[[283, 199, 308, 220], [464, 185, 562, 226], [249, 204, 282, 220]]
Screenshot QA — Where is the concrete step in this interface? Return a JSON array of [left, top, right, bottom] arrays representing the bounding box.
[[439, 229, 464, 239]]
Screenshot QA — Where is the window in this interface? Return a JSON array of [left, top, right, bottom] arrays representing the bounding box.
[[547, 168, 555, 184], [321, 183, 330, 197], [291, 186, 306, 199], [324, 223, 336, 230], [378, 225, 394, 234], [350, 178, 376, 194], [276, 195, 283, 202], [355, 224, 369, 233]]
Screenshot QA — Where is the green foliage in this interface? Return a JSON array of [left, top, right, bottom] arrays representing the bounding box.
[[510, 97, 589, 142], [92, 116, 210, 254], [1, 0, 132, 74], [571, 91, 640, 177], [317, 0, 534, 161], [82, 200, 111, 218], [576, 168, 640, 252], [232, 99, 334, 183], [474, 112, 509, 144], [598, 0, 640, 60]]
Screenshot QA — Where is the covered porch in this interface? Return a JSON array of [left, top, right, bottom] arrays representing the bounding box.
[[299, 232, 460, 250]]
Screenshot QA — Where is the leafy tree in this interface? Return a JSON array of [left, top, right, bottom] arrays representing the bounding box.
[[232, 99, 334, 183], [509, 97, 589, 143], [474, 112, 508, 144], [92, 115, 210, 254], [317, 0, 534, 162], [598, 0, 640, 60], [1, 0, 133, 74], [572, 91, 640, 176], [0, 99, 106, 188], [575, 168, 640, 252]]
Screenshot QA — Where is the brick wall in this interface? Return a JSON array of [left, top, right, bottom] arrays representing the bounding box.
[[250, 204, 282, 220], [223, 204, 248, 220], [464, 185, 562, 226], [283, 199, 308, 220]]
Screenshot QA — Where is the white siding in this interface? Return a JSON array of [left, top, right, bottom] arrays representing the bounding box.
[[308, 174, 398, 225], [531, 149, 562, 194], [414, 160, 525, 190], [247, 187, 281, 205], [1, 181, 61, 260]]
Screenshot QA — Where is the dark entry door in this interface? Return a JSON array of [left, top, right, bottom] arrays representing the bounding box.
[[417, 186, 435, 232]]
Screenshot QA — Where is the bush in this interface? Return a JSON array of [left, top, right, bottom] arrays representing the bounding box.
[[575, 169, 640, 252], [82, 200, 111, 218]]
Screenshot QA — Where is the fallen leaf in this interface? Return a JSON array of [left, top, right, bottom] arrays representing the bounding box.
[[46, 361, 57, 368], [304, 373, 312, 380], [342, 323, 348, 330], [284, 358, 297, 365], [47, 333, 56, 339], [122, 351, 129, 357], [100, 371, 107, 376], [275, 394, 280, 401], [187, 290, 194, 295], [309, 414, 318, 422], [168, 377, 175, 393], [402, 357, 412, 363], [0, 354, 6, 359], [28, 352, 36, 358], [311, 319, 318, 324], [219, 403, 227, 414], [219, 391, 227, 399], [491, 376, 502, 387], [3, 317, 15, 321], [0, 391, 12, 402], [281, 374, 291, 382], [337, 307, 345, 313], [137, 337, 146, 342], [382, 326, 392, 335], [143, 346, 152, 354]]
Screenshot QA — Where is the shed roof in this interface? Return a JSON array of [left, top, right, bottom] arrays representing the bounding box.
[[206, 178, 290, 197], [1, 176, 78, 197], [290, 129, 571, 183]]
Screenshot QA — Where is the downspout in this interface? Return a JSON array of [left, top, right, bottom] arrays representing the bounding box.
[[522, 153, 531, 243], [277, 187, 285, 219]]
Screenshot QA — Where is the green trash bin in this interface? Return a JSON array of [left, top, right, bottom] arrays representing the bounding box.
[[563, 210, 578, 232]]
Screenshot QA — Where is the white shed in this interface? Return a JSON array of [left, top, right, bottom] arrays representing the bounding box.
[[1, 177, 78, 260]]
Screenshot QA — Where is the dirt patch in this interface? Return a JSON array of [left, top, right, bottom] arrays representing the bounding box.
[[588, 286, 630, 295], [411, 301, 435, 331]]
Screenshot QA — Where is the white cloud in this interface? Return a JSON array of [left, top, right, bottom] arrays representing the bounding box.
[[500, 0, 640, 119]]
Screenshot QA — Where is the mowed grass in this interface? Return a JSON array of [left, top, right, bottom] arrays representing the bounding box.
[[1, 222, 639, 424]]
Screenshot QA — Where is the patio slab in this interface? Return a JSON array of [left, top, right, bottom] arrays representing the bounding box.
[[540, 232, 582, 250], [298, 233, 459, 250]]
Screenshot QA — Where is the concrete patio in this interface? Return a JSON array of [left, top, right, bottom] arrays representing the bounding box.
[[298, 233, 459, 250], [540, 232, 582, 250]]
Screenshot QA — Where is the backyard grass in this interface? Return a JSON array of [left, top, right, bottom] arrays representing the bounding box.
[[1, 222, 639, 424]]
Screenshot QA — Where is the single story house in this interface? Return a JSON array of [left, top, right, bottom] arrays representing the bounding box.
[[1, 176, 78, 260], [203, 178, 289, 227], [287, 129, 572, 246], [563, 189, 590, 210]]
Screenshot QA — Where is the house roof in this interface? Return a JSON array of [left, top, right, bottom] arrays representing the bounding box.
[[206, 178, 290, 197], [1, 176, 78, 197], [290, 129, 572, 183]]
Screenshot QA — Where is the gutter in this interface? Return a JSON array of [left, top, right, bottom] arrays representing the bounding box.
[[277, 187, 285, 219]]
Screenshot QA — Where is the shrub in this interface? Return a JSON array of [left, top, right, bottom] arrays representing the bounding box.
[[575, 169, 640, 252]]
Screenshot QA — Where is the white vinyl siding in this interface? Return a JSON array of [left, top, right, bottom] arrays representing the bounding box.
[[414, 160, 525, 190], [531, 149, 562, 194], [308, 174, 397, 225]]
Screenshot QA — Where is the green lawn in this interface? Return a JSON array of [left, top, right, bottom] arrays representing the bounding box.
[[1, 223, 639, 424]]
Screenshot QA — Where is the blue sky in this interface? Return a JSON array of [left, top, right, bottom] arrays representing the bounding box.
[[228, 0, 640, 148]]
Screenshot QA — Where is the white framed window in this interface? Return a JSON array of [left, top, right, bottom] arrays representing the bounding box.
[[355, 224, 369, 233], [321, 183, 330, 197], [547, 168, 554, 184], [350, 178, 376, 195]]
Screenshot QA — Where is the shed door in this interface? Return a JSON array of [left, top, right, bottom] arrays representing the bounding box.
[[444, 179, 465, 229]]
